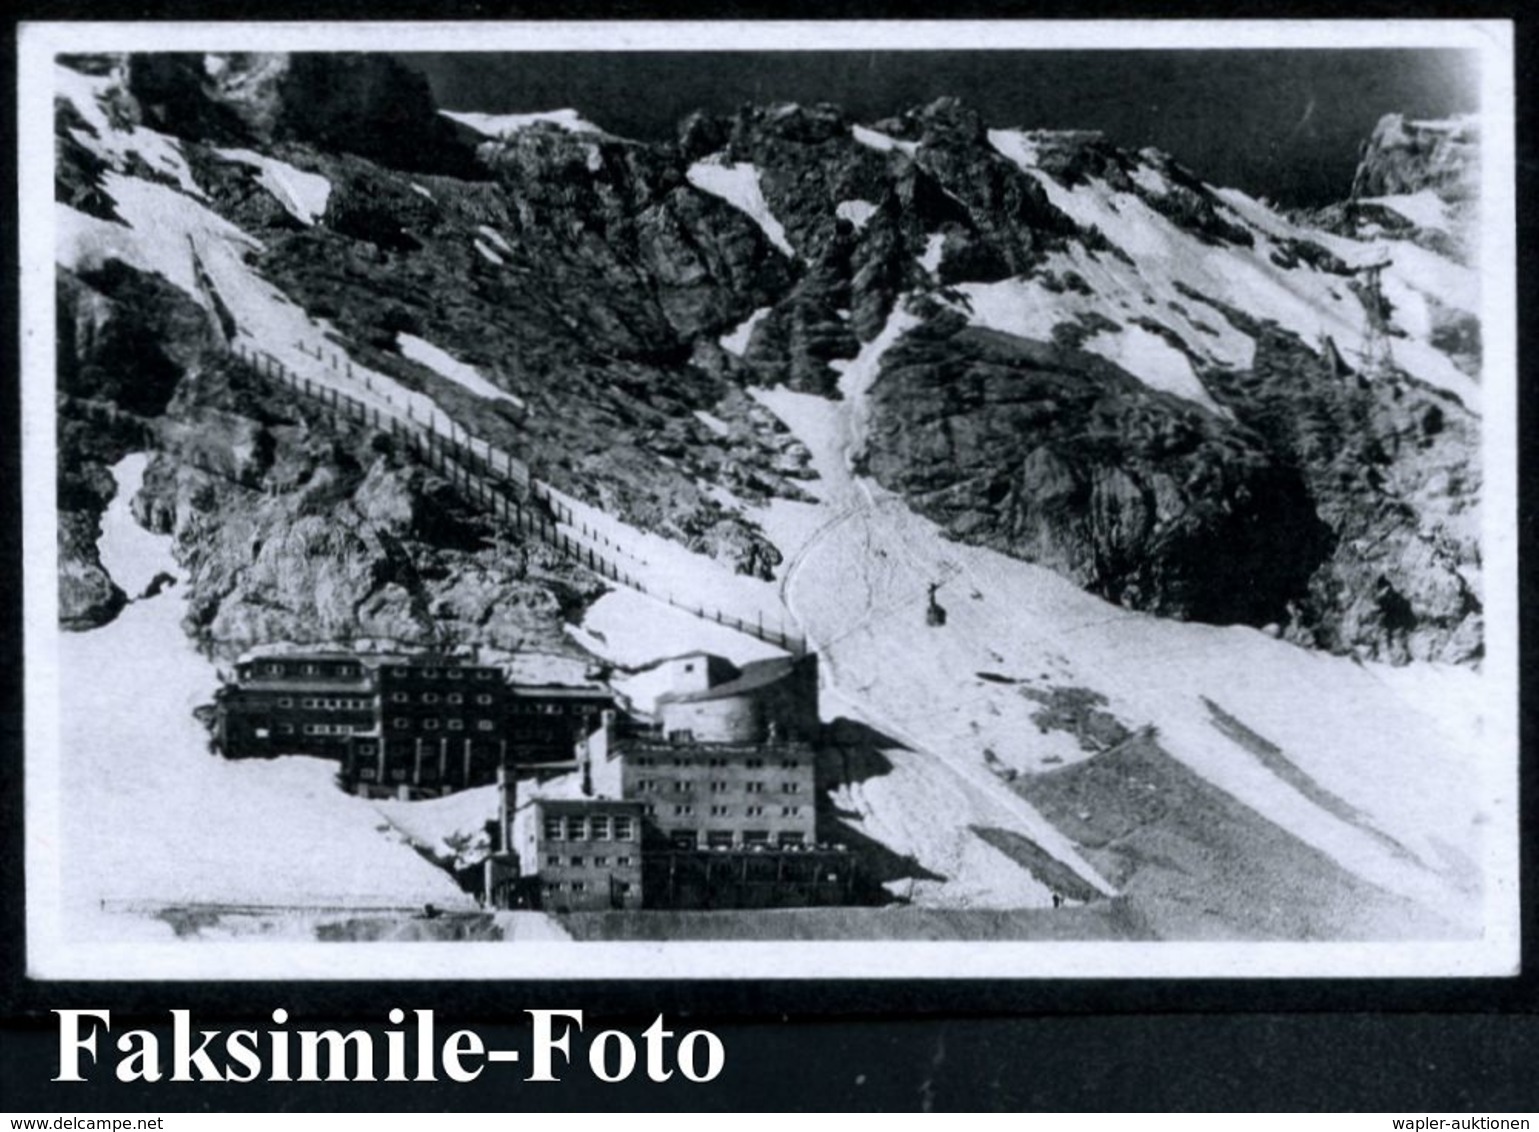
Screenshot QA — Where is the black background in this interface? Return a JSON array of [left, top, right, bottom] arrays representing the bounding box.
[[4, 0, 1537, 1113]]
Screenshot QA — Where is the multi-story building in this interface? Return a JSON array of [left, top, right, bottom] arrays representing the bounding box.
[[215, 649, 508, 798], [216, 652, 377, 761], [495, 650, 857, 912], [595, 730, 817, 851], [507, 680, 615, 765], [508, 798, 646, 913], [349, 658, 508, 797]]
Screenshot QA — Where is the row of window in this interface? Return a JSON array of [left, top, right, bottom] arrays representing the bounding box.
[[390, 718, 496, 732], [543, 815, 637, 842], [254, 722, 354, 738], [250, 663, 498, 680], [389, 691, 497, 706], [271, 696, 371, 711], [255, 662, 363, 678], [633, 780, 801, 794], [544, 881, 633, 895], [386, 667, 495, 680], [667, 804, 800, 818], [358, 766, 455, 782], [511, 702, 599, 715], [544, 855, 635, 869], [673, 830, 808, 848]]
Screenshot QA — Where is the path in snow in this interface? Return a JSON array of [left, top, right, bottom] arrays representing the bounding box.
[[748, 308, 1487, 930]]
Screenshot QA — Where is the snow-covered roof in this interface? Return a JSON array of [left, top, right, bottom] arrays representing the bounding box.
[[657, 655, 800, 705]]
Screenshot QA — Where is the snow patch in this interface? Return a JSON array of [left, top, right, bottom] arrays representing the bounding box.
[[852, 124, 918, 157], [719, 306, 771, 357], [477, 225, 513, 254], [215, 148, 332, 226], [918, 233, 947, 275], [693, 410, 731, 438], [57, 174, 261, 311], [1361, 190, 1452, 233], [442, 108, 605, 137], [396, 333, 525, 409], [96, 453, 178, 598], [409, 183, 435, 202], [473, 239, 505, 266], [571, 588, 787, 673], [835, 199, 878, 231], [1129, 161, 1171, 197], [986, 128, 1041, 173], [1081, 325, 1230, 417], [685, 159, 795, 258]]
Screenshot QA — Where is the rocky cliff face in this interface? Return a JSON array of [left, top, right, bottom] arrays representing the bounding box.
[[864, 306, 1332, 628], [54, 53, 1485, 664], [1350, 113, 1478, 202], [131, 368, 603, 660]]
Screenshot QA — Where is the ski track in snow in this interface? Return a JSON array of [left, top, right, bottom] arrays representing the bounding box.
[[750, 311, 1486, 927]]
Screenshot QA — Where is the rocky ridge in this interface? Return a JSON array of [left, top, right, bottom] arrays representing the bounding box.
[[54, 55, 1484, 664]]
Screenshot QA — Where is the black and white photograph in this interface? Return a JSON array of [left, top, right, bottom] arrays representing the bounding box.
[[17, 20, 1520, 983]]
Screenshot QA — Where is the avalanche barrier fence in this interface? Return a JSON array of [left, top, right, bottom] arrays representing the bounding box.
[[222, 339, 808, 656]]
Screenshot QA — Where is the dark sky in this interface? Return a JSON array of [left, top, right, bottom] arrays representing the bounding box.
[[399, 49, 1478, 207]]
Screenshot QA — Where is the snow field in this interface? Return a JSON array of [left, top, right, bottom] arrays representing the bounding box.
[[1081, 325, 1231, 417], [750, 336, 1485, 927], [985, 129, 1478, 408], [59, 457, 473, 938], [1362, 190, 1454, 233], [56, 62, 204, 199]]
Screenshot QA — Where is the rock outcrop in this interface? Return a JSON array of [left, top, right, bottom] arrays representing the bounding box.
[[865, 307, 1332, 627], [1350, 113, 1479, 202]]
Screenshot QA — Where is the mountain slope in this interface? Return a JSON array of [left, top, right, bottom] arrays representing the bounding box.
[[47, 54, 1498, 940]]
